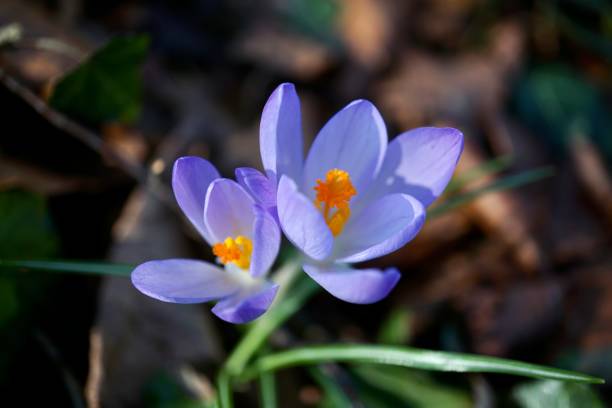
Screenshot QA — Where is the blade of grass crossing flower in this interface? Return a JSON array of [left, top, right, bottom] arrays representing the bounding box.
[[445, 155, 513, 193], [241, 345, 604, 384], [259, 371, 277, 408], [429, 167, 554, 218], [0, 259, 133, 277]]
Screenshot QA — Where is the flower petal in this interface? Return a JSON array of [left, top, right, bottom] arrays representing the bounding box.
[[277, 176, 333, 261], [131, 259, 241, 303], [172, 157, 220, 243], [260, 83, 303, 182], [334, 194, 426, 263], [302, 99, 387, 197], [250, 205, 281, 278], [303, 263, 400, 304], [235, 167, 277, 215], [204, 178, 256, 243], [212, 282, 279, 324], [376, 127, 464, 207]]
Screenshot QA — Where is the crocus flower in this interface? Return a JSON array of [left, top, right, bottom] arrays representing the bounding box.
[[131, 157, 281, 323], [242, 83, 463, 304]]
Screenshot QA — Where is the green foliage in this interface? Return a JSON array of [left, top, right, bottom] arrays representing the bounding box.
[[241, 344, 604, 384], [0, 191, 59, 377], [514, 65, 612, 159], [280, 0, 340, 45], [513, 380, 604, 408], [144, 373, 212, 408], [0, 191, 58, 325], [352, 365, 471, 408], [377, 308, 413, 345], [429, 167, 554, 218], [50, 35, 150, 124], [308, 367, 353, 408], [0, 191, 59, 259], [0, 260, 133, 277]]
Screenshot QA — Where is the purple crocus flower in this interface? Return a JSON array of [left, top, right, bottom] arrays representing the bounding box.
[[239, 83, 463, 304], [131, 157, 281, 324]]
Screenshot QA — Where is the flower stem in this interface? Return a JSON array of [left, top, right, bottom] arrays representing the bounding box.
[[217, 371, 232, 408], [223, 267, 318, 376]]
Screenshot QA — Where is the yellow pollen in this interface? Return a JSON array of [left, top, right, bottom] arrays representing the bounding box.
[[212, 235, 253, 270], [314, 169, 357, 236]]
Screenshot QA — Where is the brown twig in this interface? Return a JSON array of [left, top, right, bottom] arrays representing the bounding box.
[[0, 69, 174, 206]]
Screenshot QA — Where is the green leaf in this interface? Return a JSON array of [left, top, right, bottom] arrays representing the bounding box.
[[377, 308, 412, 345], [144, 372, 212, 408], [0, 191, 58, 259], [308, 367, 353, 408], [223, 270, 318, 376], [514, 65, 612, 159], [50, 35, 149, 124], [445, 155, 513, 194], [0, 260, 133, 277], [429, 167, 554, 218], [259, 371, 277, 408], [241, 345, 604, 384], [513, 380, 604, 408], [351, 365, 471, 408]]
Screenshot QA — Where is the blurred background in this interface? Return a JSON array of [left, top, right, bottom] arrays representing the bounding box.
[[0, 0, 611, 406]]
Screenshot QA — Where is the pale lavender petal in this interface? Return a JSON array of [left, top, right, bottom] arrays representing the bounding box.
[[204, 179, 256, 243], [277, 176, 333, 261], [260, 83, 303, 182], [335, 194, 425, 263], [212, 282, 279, 324], [303, 263, 400, 304], [375, 127, 464, 207], [250, 205, 281, 278], [235, 167, 277, 213], [172, 157, 220, 243], [302, 100, 387, 197], [131, 259, 240, 303]]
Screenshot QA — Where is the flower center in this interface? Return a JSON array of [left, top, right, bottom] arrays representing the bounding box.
[[213, 235, 253, 269], [313, 168, 357, 236]]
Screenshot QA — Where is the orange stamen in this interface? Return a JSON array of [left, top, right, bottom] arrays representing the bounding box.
[[314, 169, 356, 236], [212, 235, 253, 269]]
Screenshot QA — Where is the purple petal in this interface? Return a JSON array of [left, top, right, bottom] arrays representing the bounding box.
[[303, 263, 400, 304], [277, 176, 333, 261], [204, 178, 256, 243], [302, 100, 387, 197], [131, 259, 240, 303], [172, 157, 220, 243], [250, 205, 281, 278], [335, 194, 426, 263], [212, 282, 279, 324], [376, 127, 464, 207], [260, 83, 303, 182], [235, 167, 277, 215]]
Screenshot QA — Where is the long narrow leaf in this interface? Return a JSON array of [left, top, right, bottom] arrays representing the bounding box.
[[241, 345, 604, 384], [0, 259, 133, 277], [445, 155, 513, 193], [429, 167, 554, 218]]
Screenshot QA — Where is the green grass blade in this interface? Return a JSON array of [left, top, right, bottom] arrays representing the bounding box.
[[0, 259, 133, 277], [430, 166, 554, 218], [259, 371, 277, 408], [241, 345, 604, 384], [445, 155, 513, 193]]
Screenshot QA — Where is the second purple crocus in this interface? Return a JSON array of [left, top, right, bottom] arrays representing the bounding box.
[[131, 157, 281, 323]]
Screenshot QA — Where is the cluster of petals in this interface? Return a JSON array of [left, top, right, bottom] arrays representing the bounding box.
[[132, 83, 463, 323], [132, 157, 280, 323]]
